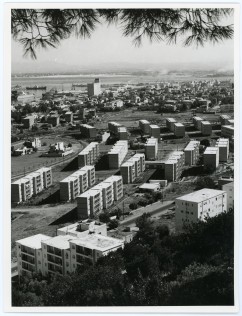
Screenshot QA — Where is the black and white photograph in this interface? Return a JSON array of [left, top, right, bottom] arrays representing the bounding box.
[[4, 2, 240, 312]]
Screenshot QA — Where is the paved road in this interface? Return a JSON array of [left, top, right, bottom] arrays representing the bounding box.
[[120, 200, 174, 227]]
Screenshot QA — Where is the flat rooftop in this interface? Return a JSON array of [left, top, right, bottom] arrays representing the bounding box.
[[70, 234, 124, 252], [139, 183, 160, 190], [42, 235, 75, 250], [166, 118, 177, 122], [204, 147, 219, 154], [176, 188, 226, 203], [139, 120, 150, 124], [17, 234, 51, 249]]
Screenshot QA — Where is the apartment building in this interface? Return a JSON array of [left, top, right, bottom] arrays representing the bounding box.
[[47, 115, 60, 127], [203, 147, 219, 170], [60, 166, 95, 202], [175, 188, 227, 231], [221, 125, 234, 139], [174, 123, 185, 137], [164, 151, 185, 182], [139, 119, 150, 134], [11, 167, 52, 203], [200, 121, 212, 136], [22, 115, 35, 129], [149, 124, 161, 142], [193, 116, 203, 130], [184, 140, 200, 165], [215, 138, 229, 162], [65, 111, 73, 123], [77, 175, 123, 219], [145, 137, 158, 160], [108, 140, 128, 169], [166, 118, 177, 132], [120, 162, 135, 184], [108, 121, 122, 135], [87, 78, 101, 97], [117, 127, 128, 140], [120, 153, 145, 184], [103, 176, 123, 201], [220, 114, 231, 125], [78, 142, 100, 168], [80, 124, 97, 138], [222, 182, 234, 211]]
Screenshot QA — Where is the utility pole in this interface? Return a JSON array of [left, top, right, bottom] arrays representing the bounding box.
[[123, 201, 125, 220]]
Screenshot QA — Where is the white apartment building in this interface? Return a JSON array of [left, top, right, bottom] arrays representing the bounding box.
[[108, 121, 122, 135], [193, 116, 203, 130], [145, 137, 158, 160], [200, 121, 212, 136], [60, 166, 95, 202], [222, 182, 234, 211], [215, 138, 229, 162], [184, 141, 200, 165], [16, 221, 124, 277], [166, 118, 177, 131], [203, 147, 219, 170], [120, 153, 145, 184], [108, 140, 128, 169], [120, 162, 135, 184], [139, 119, 150, 134], [164, 151, 185, 182], [221, 125, 234, 139], [77, 175, 123, 219], [11, 167, 52, 203], [174, 123, 185, 137], [175, 188, 227, 231], [78, 142, 100, 168], [149, 124, 161, 142]]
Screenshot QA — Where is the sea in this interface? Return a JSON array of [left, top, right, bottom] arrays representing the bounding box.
[[11, 73, 234, 100]]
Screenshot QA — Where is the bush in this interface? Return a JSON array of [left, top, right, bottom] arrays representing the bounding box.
[[129, 202, 138, 210], [108, 219, 119, 230], [99, 212, 110, 223]]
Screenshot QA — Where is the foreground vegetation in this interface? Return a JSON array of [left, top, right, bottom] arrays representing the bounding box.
[[12, 210, 234, 306]]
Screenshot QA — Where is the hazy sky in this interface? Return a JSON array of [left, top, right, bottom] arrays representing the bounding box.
[[12, 13, 234, 73]]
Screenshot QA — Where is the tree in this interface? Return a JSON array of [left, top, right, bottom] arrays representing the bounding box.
[[12, 9, 233, 59], [195, 176, 216, 190], [200, 139, 210, 147], [99, 212, 110, 223], [108, 219, 119, 230], [129, 202, 138, 210]]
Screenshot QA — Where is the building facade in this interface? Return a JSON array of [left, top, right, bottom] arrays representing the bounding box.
[[184, 140, 200, 165]]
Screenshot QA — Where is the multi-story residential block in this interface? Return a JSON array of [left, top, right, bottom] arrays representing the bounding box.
[[16, 234, 51, 277], [117, 127, 128, 140], [60, 175, 80, 202], [77, 175, 123, 219], [24, 137, 41, 148], [221, 125, 234, 139], [184, 140, 200, 165], [103, 176, 123, 201], [22, 116, 35, 129], [166, 118, 177, 131], [174, 123, 185, 137], [78, 142, 100, 168], [222, 182, 234, 211], [220, 114, 231, 125], [220, 104, 234, 113], [81, 165, 95, 187], [215, 138, 229, 162], [203, 147, 219, 170], [108, 121, 122, 135], [11, 167, 52, 203], [65, 111, 73, 123], [145, 137, 158, 160], [139, 119, 150, 134], [175, 188, 227, 231], [120, 162, 135, 184], [193, 116, 203, 130], [108, 140, 128, 169], [200, 121, 212, 136], [120, 153, 145, 184], [149, 124, 161, 142], [80, 124, 97, 138], [77, 189, 103, 219], [164, 151, 185, 182], [47, 115, 60, 127]]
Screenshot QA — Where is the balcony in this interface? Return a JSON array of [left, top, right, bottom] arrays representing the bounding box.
[[47, 254, 63, 265], [47, 246, 62, 257], [21, 253, 35, 265], [21, 246, 35, 256], [22, 261, 35, 272]]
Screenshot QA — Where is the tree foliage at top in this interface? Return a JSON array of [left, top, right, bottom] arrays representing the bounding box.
[[11, 8, 234, 59]]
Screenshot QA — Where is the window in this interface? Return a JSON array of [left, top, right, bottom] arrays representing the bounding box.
[[38, 261, 41, 264], [72, 255, 75, 259]]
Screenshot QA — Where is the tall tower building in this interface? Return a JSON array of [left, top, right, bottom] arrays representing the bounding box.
[[87, 78, 101, 97]]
